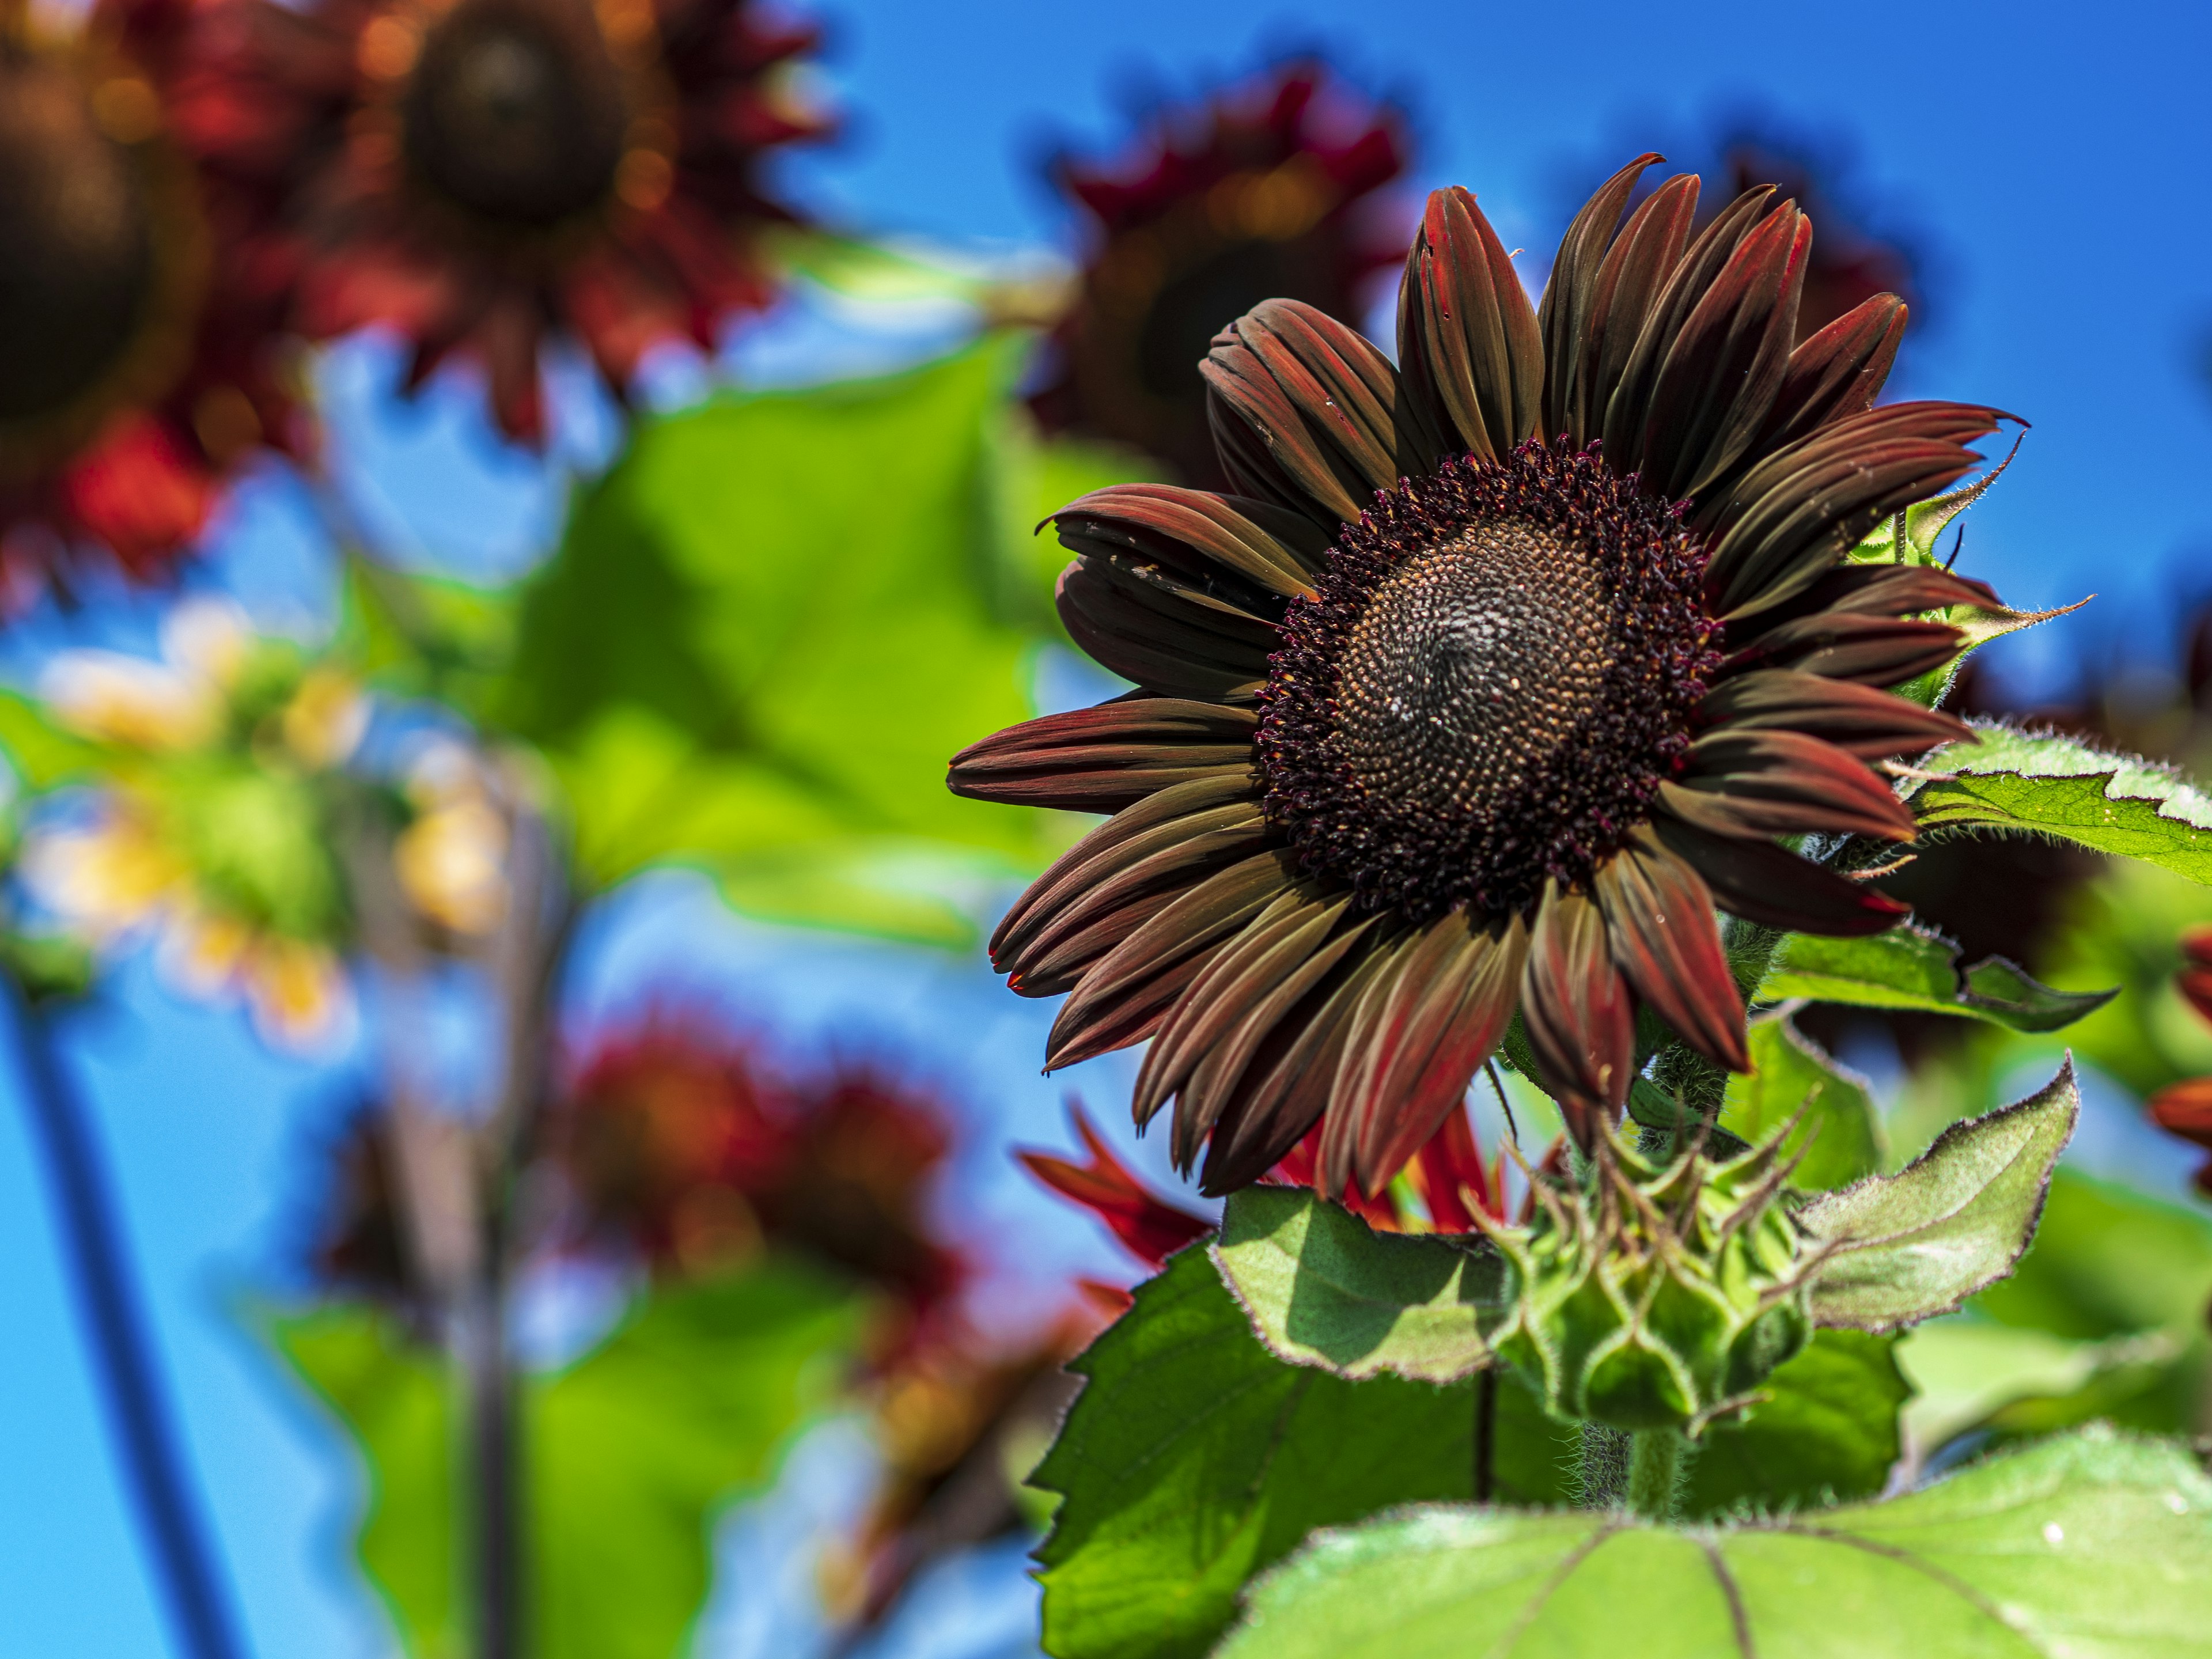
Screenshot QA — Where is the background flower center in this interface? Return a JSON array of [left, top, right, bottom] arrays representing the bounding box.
[[0, 62, 158, 428], [402, 0, 631, 226]]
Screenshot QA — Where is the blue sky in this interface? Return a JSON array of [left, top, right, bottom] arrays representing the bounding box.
[[3, 0, 2210, 1654]]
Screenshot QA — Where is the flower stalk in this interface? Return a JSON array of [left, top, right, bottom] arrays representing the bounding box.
[[1627, 1430, 1686, 1521]]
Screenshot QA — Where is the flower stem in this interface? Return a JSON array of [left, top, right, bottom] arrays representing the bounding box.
[[2, 975, 247, 1659], [1627, 1429, 1685, 1521]]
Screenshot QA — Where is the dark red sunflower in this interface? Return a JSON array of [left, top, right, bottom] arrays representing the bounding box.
[[1028, 60, 1409, 489], [953, 155, 2013, 1199], [2149, 927, 2212, 1199], [0, 0, 305, 596], [176, 0, 830, 440]]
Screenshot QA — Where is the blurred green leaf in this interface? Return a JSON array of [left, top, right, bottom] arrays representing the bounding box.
[[1799, 1060, 2078, 1332], [335, 556, 518, 715], [1032, 1244, 1546, 1659], [1683, 1331, 1908, 1518], [1899, 1315, 2179, 1453], [1210, 1187, 1508, 1384], [0, 690, 106, 790], [1216, 1428, 2212, 1659], [270, 1263, 857, 1659], [499, 339, 1081, 944], [1976, 1166, 2212, 1341], [1760, 925, 2113, 1033], [1721, 1018, 1883, 1191], [1910, 722, 2212, 882]]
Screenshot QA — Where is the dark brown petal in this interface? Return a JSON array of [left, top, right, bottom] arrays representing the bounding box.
[[1594, 832, 1748, 1073], [1720, 609, 1964, 686], [1196, 926, 1405, 1195], [1003, 809, 1271, 990], [1046, 850, 1299, 1071], [1538, 153, 1661, 444], [1057, 555, 1277, 700], [1745, 293, 1907, 459], [1600, 185, 1775, 475], [950, 699, 1257, 812], [1521, 880, 1636, 1148], [1397, 186, 1544, 463], [1570, 173, 1700, 450], [1634, 204, 1810, 500], [1670, 729, 1918, 842], [993, 781, 1263, 964], [1201, 300, 1407, 527], [1649, 813, 1907, 936], [1135, 888, 1344, 1130], [1696, 670, 1969, 759], [1325, 910, 1528, 1196], [1771, 562, 2003, 621], [1048, 483, 1331, 599], [1697, 402, 2007, 618]]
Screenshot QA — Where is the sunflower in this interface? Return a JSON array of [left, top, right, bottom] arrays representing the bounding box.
[[952, 155, 2012, 1200], [179, 0, 830, 439], [0, 0, 304, 593], [1028, 60, 1408, 490]]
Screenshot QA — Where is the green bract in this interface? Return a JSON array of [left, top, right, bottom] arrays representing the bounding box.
[[1485, 1131, 1813, 1433]]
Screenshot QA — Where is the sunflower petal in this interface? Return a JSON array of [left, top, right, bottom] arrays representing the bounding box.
[[1571, 174, 1699, 449], [1720, 609, 1964, 686], [1600, 185, 1775, 475], [1046, 850, 1298, 1070], [1635, 203, 1810, 499], [1696, 669, 1969, 759], [1333, 910, 1528, 1195], [1521, 880, 1635, 1147], [1649, 813, 1907, 937], [1398, 186, 1544, 463], [1595, 832, 1748, 1073], [1538, 153, 1661, 443], [1050, 483, 1330, 597], [1748, 293, 1907, 457], [1698, 402, 2008, 618], [1057, 555, 1278, 699], [1202, 300, 1407, 525], [1671, 729, 1918, 841], [950, 698, 1258, 810]]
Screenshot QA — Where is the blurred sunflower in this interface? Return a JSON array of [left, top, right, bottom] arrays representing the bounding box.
[[955, 156, 2012, 1198], [2148, 926, 2212, 1198], [1028, 60, 1409, 488], [173, 0, 831, 439], [21, 599, 363, 1046], [0, 0, 307, 597]]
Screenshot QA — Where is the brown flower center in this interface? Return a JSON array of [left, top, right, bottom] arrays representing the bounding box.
[[0, 60, 160, 429], [402, 0, 631, 227], [1258, 441, 1718, 923]]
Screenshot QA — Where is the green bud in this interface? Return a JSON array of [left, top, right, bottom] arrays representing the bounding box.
[[1482, 1127, 1813, 1434]]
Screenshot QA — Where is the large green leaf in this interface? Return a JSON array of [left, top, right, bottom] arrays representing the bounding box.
[[1797, 1059, 2078, 1332], [0, 689, 107, 789], [270, 1263, 857, 1659], [1218, 1427, 2212, 1659], [1210, 1187, 1508, 1383], [1760, 925, 2113, 1033], [498, 339, 1071, 944], [1910, 722, 2212, 882], [1682, 1331, 1908, 1519], [1032, 1244, 1563, 1659], [1719, 1018, 1883, 1191]]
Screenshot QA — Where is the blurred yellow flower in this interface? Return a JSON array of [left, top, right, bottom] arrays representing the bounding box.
[[394, 740, 509, 937], [38, 598, 251, 752]]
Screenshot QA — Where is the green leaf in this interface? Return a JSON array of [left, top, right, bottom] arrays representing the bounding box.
[[1218, 1427, 2212, 1659], [1033, 1245, 1558, 1659], [268, 1264, 858, 1659], [1760, 924, 2114, 1033], [499, 339, 1068, 942], [1719, 1018, 1883, 1191], [1900, 1315, 2180, 1454], [0, 690, 106, 790], [1797, 1058, 2079, 1332], [1683, 1331, 1908, 1519], [1977, 1166, 2212, 1342], [335, 556, 518, 715], [1209, 1187, 1508, 1383], [1910, 721, 2212, 882]]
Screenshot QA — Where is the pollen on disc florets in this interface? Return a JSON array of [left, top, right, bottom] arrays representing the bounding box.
[[1256, 438, 1719, 925]]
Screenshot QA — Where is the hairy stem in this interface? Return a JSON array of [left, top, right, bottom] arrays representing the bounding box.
[[1627, 1430, 1685, 1521], [3, 977, 248, 1659], [1574, 1423, 1630, 1508]]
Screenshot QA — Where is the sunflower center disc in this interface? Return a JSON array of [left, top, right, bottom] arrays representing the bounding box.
[[1335, 524, 1612, 823], [404, 0, 631, 226], [0, 63, 158, 427], [1257, 441, 1717, 923]]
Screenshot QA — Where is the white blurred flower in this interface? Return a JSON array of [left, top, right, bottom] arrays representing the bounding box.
[[394, 737, 510, 936]]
